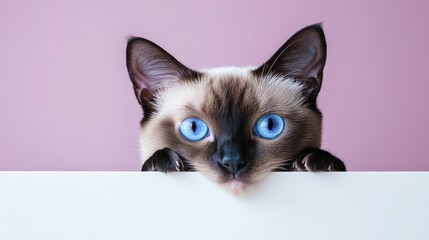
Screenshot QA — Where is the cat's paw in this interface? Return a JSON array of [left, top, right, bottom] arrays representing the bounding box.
[[291, 148, 346, 172], [141, 148, 187, 172]]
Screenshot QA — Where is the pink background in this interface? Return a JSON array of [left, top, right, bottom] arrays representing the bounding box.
[[1, 0, 428, 171]]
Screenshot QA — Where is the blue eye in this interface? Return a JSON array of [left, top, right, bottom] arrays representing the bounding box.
[[179, 117, 209, 142], [254, 114, 285, 139]]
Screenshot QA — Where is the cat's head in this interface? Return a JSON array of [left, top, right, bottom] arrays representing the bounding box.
[[126, 24, 327, 193]]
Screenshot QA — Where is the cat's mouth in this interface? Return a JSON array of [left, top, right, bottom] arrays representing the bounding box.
[[214, 159, 253, 194], [221, 179, 248, 194]]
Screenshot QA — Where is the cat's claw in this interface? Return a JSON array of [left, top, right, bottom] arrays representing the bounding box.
[[143, 148, 345, 172], [141, 148, 187, 172], [291, 148, 346, 172]]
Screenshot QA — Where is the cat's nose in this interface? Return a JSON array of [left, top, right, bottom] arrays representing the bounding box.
[[218, 141, 248, 176]]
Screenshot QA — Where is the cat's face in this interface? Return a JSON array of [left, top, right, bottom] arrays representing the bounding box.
[[127, 24, 327, 193]]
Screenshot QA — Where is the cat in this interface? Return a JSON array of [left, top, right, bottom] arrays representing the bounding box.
[[126, 24, 346, 193]]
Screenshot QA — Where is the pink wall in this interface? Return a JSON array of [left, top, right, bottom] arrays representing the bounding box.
[[1, 0, 428, 171]]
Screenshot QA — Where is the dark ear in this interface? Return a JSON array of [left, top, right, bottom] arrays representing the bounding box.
[[254, 24, 327, 103], [126, 38, 200, 117]]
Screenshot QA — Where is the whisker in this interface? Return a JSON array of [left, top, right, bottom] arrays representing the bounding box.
[[266, 40, 298, 75]]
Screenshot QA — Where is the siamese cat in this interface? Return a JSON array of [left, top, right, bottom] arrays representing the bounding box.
[[126, 24, 346, 193]]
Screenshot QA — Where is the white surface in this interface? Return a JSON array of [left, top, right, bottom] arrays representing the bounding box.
[[0, 172, 428, 240]]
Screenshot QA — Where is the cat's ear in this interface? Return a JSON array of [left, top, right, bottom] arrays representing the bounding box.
[[254, 24, 327, 103], [126, 38, 200, 116]]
